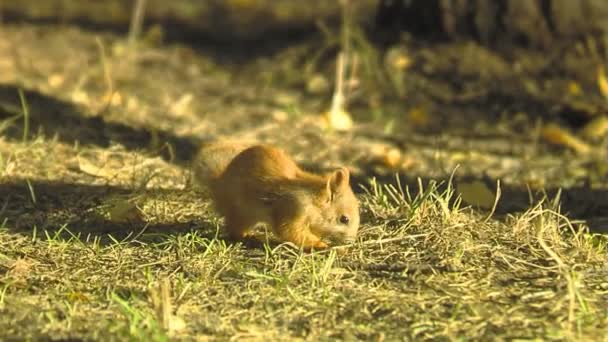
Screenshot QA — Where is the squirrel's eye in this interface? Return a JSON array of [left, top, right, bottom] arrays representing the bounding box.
[[339, 215, 349, 224]]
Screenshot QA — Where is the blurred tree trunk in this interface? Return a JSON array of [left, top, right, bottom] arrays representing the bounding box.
[[0, 0, 376, 41], [376, 0, 608, 48]]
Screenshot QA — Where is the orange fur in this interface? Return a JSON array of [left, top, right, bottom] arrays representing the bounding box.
[[194, 142, 360, 250]]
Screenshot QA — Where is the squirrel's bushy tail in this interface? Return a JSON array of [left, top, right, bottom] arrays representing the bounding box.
[[192, 139, 255, 187]]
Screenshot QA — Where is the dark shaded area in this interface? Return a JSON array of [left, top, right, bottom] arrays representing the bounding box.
[[0, 179, 209, 240], [0, 8, 329, 64], [0, 84, 200, 165], [0, 179, 306, 250], [376, 0, 608, 49], [0, 84, 606, 234], [374, 0, 444, 44]]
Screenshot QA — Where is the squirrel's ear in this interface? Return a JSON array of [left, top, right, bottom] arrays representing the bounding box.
[[327, 167, 350, 194]]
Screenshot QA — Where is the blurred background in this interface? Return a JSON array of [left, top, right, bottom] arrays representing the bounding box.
[[1, 0, 608, 228]]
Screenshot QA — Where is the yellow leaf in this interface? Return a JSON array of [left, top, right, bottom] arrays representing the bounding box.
[[47, 74, 65, 88], [541, 123, 591, 154], [457, 180, 496, 209], [107, 199, 143, 224], [322, 109, 353, 131], [78, 157, 113, 178], [581, 115, 608, 140], [306, 74, 330, 94], [407, 107, 430, 129], [567, 81, 582, 96], [384, 46, 412, 71], [369, 144, 402, 169], [597, 65, 608, 98]]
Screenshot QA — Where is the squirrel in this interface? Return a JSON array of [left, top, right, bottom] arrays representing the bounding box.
[[193, 140, 360, 249]]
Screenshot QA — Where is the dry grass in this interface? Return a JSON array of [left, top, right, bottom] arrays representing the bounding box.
[[0, 20, 607, 341], [0, 137, 606, 341]]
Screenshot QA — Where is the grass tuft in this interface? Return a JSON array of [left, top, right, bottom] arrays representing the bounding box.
[[0, 140, 606, 340]]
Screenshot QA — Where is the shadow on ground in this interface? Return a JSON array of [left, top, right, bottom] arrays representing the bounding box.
[[0, 84, 200, 165], [0, 179, 289, 250], [0, 179, 208, 239], [1, 85, 607, 234]]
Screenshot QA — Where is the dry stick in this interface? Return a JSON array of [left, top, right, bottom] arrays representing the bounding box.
[[346, 54, 359, 100], [17, 89, 29, 142], [497, 252, 558, 271], [339, 0, 352, 103], [94, 37, 114, 116], [150, 278, 172, 332], [25, 179, 36, 204], [484, 179, 502, 222], [330, 52, 346, 120], [329, 233, 429, 252], [128, 0, 147, 60], [328, 0, 351, 123], [160, 278, 171, 332]]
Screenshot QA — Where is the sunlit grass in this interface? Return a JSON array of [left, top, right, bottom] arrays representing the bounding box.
[[1, 152, 606, 339]]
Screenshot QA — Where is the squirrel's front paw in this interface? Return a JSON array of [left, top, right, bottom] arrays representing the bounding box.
[[305, 240, 328, 251]]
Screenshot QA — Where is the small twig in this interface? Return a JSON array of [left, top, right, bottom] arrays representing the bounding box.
[[330, 52, 346, 118], [150, 277, 172, 332], [128, 0, 147, 60], [330, 233, 429, 252], [95, 37, 114, 116], [497, 252, 559, 271], [484, 179, 501, 222], [345, 54, 359, 100], [25, 179, 36, 204], [17, 89, 29, 142], [130, 222, 150, 243]]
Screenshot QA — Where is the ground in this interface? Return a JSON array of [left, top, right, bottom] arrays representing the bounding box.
[[0, 21, 607, 340]]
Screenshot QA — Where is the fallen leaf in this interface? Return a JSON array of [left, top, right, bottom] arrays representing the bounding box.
[[567, 81, 582, 96], [101, 91, 122, 107], [598, 65, 608, 98], [271, 109, 288, 122], [321, 108, 353, 132], [407, 107, 431, 129], [169, 93, 193, 117], [71, 90, 90, 106], [8, 258, 37, 278], [457, 180, 496, 209], [384, 46, 412, 71], [581, 115, 608, 140], [67, 292, 91, 303], [168, 315, 187, 334], [48, 74, 65, 88], [541, 123, 591, 154], [381, 148, 402, 169], [78, 156, 116, 178], [306, 74, 330, 94], [106, 199, 143, 224]]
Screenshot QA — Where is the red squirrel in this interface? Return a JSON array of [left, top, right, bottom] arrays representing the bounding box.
[[193, 140, 360, 249]]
